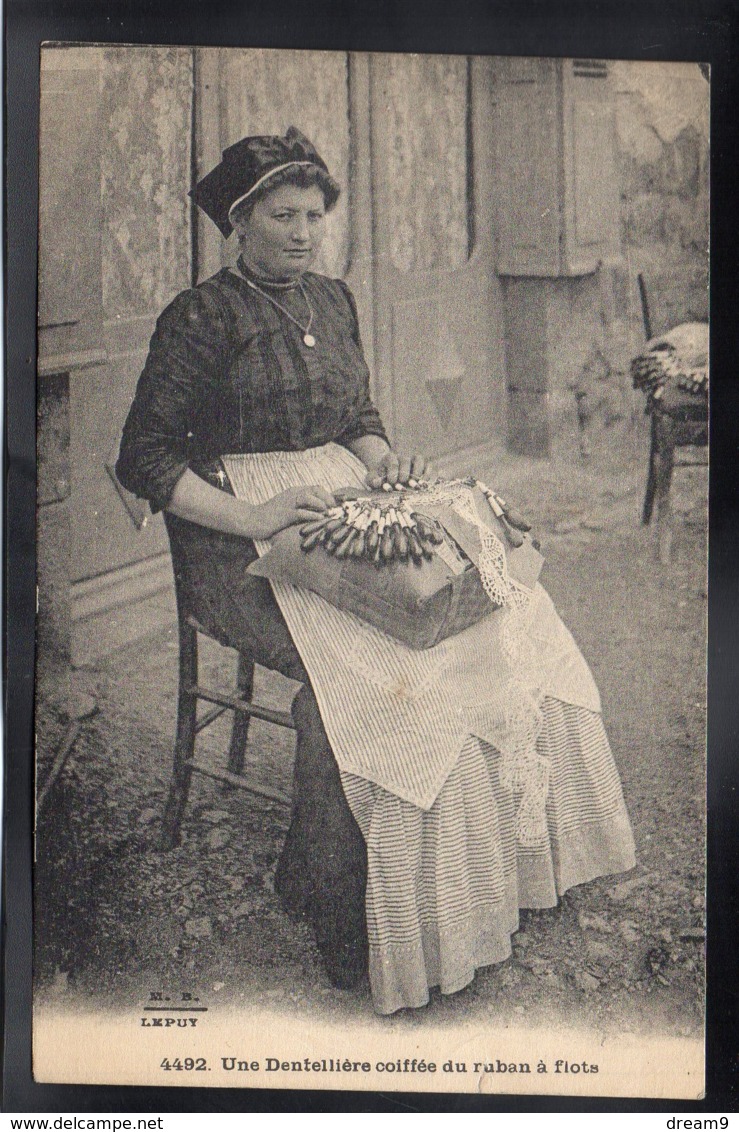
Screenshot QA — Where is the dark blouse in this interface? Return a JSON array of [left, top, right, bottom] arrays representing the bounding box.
[[116, 268, 388, 513]]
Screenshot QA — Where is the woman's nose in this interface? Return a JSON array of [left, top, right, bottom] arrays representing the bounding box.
[[292, 216, 310, 243]]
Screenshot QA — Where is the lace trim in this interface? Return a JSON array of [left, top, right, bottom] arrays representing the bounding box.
[[418, 480, 548, 847]]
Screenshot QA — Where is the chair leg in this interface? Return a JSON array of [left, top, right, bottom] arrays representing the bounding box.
[[226, 652, 255, 778], [655, 431, 676, 565], [642, 412, 659, 525], [160, 618, 198, 850]]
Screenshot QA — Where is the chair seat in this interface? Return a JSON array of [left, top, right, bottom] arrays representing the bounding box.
[[185, 612, 213, 636], [653, 390, 708, 426]]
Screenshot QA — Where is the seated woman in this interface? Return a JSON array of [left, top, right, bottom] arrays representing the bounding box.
[[117, 127, 636, 1015]]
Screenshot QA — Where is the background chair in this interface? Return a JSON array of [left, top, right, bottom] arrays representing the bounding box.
[[632, 278, 708, 564]]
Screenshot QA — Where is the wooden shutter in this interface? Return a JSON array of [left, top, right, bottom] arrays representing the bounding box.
[[493, 56, 621, 277], [561, 58, 621, 274], [493, 57, 562, 277]]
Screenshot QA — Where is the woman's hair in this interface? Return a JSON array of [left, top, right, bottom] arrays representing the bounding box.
[[230, 164, 341, 231]]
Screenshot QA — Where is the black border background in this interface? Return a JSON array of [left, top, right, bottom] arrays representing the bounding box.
[[5, 0, 739, 1114]]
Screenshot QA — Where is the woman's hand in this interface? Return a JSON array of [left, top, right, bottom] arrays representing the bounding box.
[[166, 471, 336, 541], [249, 485, 337, 540], [366, 450, 437, 490]]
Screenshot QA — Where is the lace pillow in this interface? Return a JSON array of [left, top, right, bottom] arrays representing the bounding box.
[[248, 486, 543, 649]]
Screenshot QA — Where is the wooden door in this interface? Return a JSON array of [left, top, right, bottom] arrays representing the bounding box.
[[368, 54, 507, 459], [199, 49, 506, 457], [493, 56, 563, 277]]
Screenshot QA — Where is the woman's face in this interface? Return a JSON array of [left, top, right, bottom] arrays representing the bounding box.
[[236, 183, 327, 281]]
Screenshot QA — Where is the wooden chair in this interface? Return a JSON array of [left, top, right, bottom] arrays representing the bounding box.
[[633, 284, 708, 565], [159, 607, 295, 851]]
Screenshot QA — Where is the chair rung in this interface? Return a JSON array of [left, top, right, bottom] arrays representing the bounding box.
[[187, 684, 296, 730], [184, 760, 291, 807], [195, 704, 230, 734]]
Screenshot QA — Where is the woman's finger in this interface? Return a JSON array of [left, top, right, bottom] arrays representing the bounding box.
[[397, 455, 413, 484], [367, 452, 394, 488], [290, 486, 331, 510], [381, 451, 400, 486], [410, 453, 427, 478], [294, 506, 331, 524], [305, 486, 337, 509], [301, 495, 332, 513]]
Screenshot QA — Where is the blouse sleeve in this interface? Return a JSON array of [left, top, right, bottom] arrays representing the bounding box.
[[333, 279, 389, 446], [116, 287, 228, 513]]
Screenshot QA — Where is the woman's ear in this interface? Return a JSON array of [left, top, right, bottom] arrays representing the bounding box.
[[229, 200, 252, 240]]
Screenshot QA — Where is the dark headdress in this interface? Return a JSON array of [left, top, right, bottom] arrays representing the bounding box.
[[189, 126, 330, 238]]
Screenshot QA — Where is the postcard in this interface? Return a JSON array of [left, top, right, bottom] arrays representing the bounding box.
[[32, 43, 708, 1098]]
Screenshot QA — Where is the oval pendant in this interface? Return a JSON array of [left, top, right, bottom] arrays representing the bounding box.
[[303, 333, 316, 348]]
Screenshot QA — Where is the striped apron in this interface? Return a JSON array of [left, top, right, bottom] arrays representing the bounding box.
[[223, 445, 636, 1013]]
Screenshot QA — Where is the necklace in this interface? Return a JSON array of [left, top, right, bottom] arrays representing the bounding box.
[[241, 273, 316, 348], [246, 274, 299, 292]]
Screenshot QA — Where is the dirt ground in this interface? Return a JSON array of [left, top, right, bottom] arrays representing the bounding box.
[[35, 428, 707, 1040]]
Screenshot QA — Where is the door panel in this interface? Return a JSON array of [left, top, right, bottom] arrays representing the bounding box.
[[370, 55, 507, 456], [38, 57, 103, 361], [492, 57, 562, 277], [378, 53, 470, 274]]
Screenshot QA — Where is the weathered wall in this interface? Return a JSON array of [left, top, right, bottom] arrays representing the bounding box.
[[613, 61, 709, 338], [562, 62, 709, 456]]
